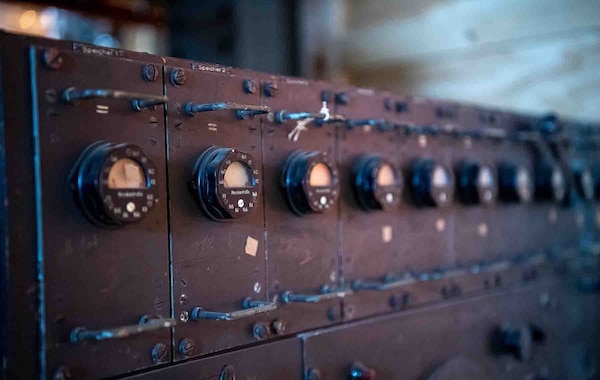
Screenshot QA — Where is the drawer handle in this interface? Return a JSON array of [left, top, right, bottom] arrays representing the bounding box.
[[352, 273, 415, 292], [190, 298, 277, 321], [62, 87, 168, 111], [184, 101, 271, 119], [70, 315, 176, 343], [281, 286, 353, 303]]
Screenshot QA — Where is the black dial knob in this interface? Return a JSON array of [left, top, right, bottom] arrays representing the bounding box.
[[192, 146, 260, 221], [281, 150, 339, 216], [574, 165, 595, 201], [71, 141, 159, 227], [456, 161, 497, 206], [498, 163, 533, 203], [535, 163, 567, 203], [491, 323, 545, 362], [410, 159, 454, 208], [349, 361, 376, 380], [353, 155, 403, 211]]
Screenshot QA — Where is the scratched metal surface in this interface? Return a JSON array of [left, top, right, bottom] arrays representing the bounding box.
[[302, 278, 600, 380], [123, 337, 302, 379], [261, 77, 343, 334], [33, 48, 170, 378], [164, 61, 268, 359], [1, 32, 600, 380]]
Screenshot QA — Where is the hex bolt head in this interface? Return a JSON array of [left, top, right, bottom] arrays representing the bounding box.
[[264, 82, 278, 97], [171, 68, 187, 86], [142, 63, 160, 82], [220, 364, 237, 380], [306, 368, 321, 380], [252, 322, 269, 340], [178, 338, 196, 357], [53, 366, 72, 380], [43, 48, 63, 70], [271, 319, 286, 335], [243, 79, 258, 94], [335, 92, 349, 105], [151, 342, 168, 364]]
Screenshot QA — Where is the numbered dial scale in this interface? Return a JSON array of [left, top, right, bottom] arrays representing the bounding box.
[[192, 146, 260, 221], [71, 141, 159, 227], [281, 150, 340, 215], [410, 159, 455, 208], [353, 155, 403, 211], [457, 161, 497, 206]]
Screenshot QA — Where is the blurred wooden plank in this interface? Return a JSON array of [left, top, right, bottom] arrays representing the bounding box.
[[348, 28, 600, 122], [348, 0, 443, 29], [343, 0, 600, 68]]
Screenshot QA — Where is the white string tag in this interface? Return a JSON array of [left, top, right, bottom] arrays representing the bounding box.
[[288, 117, 313, 142], [287, 101, 331, 142]]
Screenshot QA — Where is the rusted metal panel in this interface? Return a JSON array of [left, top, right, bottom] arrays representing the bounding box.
[[124, 337, 302, 379], [31, 48, 170, 378], [302, 279, 600, 380]]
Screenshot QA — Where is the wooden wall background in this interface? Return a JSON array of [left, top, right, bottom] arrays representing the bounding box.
[[299, 0, 600, 122]]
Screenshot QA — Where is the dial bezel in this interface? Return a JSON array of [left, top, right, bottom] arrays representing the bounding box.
[[192, 146, 261, 221], [410, 159, 455, 208], [498, 163, 533, 203], [353, 155, 403, 211], [457, 161, 497, 206], [574, 166, 595, 201], [72, 141, 159, 227], [281, 150, 340, 215], [535, 163, 567, 203]]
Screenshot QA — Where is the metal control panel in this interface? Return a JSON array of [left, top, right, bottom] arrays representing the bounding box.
[[1, 31, 600, 379]]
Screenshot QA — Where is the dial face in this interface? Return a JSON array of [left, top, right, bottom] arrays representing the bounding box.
[[432, 165, 453, 205], [224, 161, 253, 188], [107, 158, 148, 189], [376, 164, 395, 186], [516, 167, 532, 202], [580, 169, 594, 200], [478, 166, 495, 203], [309, 162, 333, 187], [551, 166, 566, 201]]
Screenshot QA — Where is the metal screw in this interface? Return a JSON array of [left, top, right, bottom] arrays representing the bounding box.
[[335, 92, 348, 105], [264, 82, 278, 97], [151, 343, 168, 364], [306, 368, 321, 380], [43, 48, 63, 70], [180, 310, 189, 322], [252, 322, 269, 340], [53, 366, 72, 380], [243, 79, 258, 94], [178, 338, 196, 357], [272, 319, 286, 335], [142, 63, 160, 82], [171, 68, 187, 86], [220, 364, 237, 380]]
